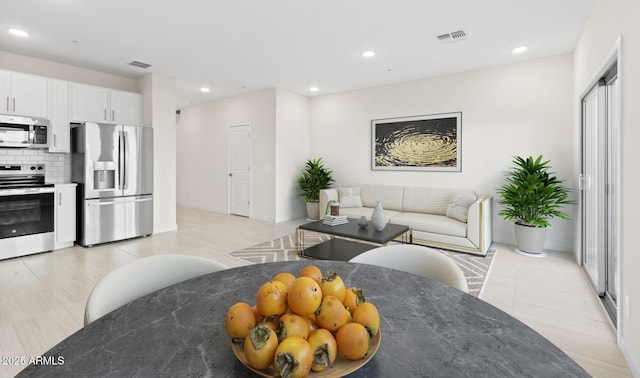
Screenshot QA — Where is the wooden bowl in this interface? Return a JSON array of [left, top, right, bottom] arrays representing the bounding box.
[[231, 331, 381, 377]]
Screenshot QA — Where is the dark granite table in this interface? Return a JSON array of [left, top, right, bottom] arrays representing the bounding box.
[[18, 261, 588, 377], [297, 219, 411, 260]]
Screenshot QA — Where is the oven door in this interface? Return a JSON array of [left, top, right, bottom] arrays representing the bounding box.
[[0, 189, 55, 259]]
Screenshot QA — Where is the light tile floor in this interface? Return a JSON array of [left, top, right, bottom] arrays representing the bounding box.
[[0, 207, 632, 377]]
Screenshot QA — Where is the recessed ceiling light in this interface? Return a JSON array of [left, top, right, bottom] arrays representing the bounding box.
[[512, 46, 528, 54], [8, 28, 29, 37], [200, 87, 211, 93], [309, 87, 319, 92], [362, 50, 376, 58]]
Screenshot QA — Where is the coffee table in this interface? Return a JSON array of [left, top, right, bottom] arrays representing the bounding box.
[[296, 219, 411, 261]]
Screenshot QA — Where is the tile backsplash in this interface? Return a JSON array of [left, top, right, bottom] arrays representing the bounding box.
[[0, 149, 69, 183]]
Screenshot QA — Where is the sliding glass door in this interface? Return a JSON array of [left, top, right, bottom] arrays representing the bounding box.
[[581, 64, 620, 325]]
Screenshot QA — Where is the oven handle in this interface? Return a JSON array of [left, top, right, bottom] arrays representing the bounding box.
[[0, 188, 55, 196]]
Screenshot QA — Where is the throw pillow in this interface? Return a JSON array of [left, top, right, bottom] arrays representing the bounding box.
[[338, 187, 363, 208], [446, 192, 477, 223]]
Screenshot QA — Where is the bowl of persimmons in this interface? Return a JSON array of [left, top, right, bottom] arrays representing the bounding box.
[[225, 265, 381, 378]]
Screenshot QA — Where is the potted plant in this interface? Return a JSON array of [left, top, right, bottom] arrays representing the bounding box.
[[297, 158, 334, 220], [497, 155, 576, 256]]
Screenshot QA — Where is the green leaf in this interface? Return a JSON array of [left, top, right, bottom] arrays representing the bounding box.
[[296, 158, 334, 202], [497, 155, 576, 227]]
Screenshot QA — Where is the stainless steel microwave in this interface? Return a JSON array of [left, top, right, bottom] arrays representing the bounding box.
[[0, 114, 49, 149]]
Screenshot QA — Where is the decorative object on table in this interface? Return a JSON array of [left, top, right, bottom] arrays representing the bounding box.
[[323, 215, 348, 226], [297, 158, 334, 220], [358, 216, 369, 229], [226, 266, 382, 376], [231, 332, 381, 377], [371, 112, 462, 172], [325, 200, 340, 216], [497, 155, 576, 256], [370, 201, 386, 231]]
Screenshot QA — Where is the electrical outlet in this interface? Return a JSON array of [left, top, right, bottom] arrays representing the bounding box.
[[624, 294, 630, 318]]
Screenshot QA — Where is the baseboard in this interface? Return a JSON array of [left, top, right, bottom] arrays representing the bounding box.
[[176, 202, 226, 213], [619, 337, 640, 377], [154, 224, 178, 234], [251, 214, 275, 222]]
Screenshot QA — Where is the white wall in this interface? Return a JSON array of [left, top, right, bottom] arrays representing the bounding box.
[[574, 0, 640, 374], [310, 54, 575, 251], [0, 50, 137, 91], [176, 88, 310, 223], [137, 73, 178, 234], [275, 89, 311, 222], [176, 90, 277, 221]]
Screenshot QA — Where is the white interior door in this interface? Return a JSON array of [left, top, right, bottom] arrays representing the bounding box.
[[228, 125, 251, 217]]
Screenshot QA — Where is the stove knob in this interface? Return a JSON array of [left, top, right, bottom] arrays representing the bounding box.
[[37, 166, 43, 170], [30, 166, 36, 170]]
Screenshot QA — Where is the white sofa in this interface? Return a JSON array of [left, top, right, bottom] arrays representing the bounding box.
[[320, 184, 493, 256]]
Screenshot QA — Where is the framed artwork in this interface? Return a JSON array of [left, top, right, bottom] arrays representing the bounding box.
[[371, 112, 462, 172]]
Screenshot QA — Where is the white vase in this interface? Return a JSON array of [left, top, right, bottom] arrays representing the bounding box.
[[371, 201, 386, 231]]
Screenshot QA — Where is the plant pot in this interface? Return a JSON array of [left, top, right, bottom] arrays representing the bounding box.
[[306, 201, 320, 221], [514, 223, 547, 257]]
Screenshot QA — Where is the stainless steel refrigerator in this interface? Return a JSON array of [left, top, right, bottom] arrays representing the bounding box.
[[71, 122, 153, 247]]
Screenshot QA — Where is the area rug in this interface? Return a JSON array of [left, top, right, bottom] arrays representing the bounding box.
[[227, 233, 496, 297]]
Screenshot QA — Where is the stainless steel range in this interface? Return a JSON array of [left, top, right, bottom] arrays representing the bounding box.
[[0, 164, 55, 260]]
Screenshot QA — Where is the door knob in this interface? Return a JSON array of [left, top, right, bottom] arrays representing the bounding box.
[[228, 173, 233, 177]]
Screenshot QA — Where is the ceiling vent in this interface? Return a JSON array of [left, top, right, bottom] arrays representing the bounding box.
[[437, 28, 468, 44], [129, 60, 152, 69]]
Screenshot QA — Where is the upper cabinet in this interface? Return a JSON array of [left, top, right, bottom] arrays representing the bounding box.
[[110, 89, 143, 126], [0, 70, 144, 131], [71, 83, 142, 126], [48, 80, 71, 153], [0, 70, 48, 118]]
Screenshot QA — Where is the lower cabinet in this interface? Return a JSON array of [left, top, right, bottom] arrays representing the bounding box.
[[55, 184, 76, 249]]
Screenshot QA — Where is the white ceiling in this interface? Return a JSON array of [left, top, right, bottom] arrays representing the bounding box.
[[1, 0, 594, 109]]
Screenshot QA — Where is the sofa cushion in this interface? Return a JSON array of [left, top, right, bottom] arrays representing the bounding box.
[[390, 212, 467, 237], [446, 192, 477, 223], [402, 187, 453, 215], [359, 184, 404, 211], [338, 187, 363, 208]]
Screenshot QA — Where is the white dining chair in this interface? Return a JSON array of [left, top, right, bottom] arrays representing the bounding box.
[[84, 254, 228, 325], [349, 245, 469, 293]]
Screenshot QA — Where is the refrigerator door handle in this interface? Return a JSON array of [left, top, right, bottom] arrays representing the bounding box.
[[118, 130, 125, 191], [122, 130, 127, 191]]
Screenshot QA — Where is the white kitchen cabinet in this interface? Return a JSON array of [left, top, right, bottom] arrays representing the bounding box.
[[110, 89, 142, 126], [70, 83, 110, 123], [48, 80, 71, 153], [55, 184, 77, 250], [71, 83, 142, 126], [0, 70, 48, 118]]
